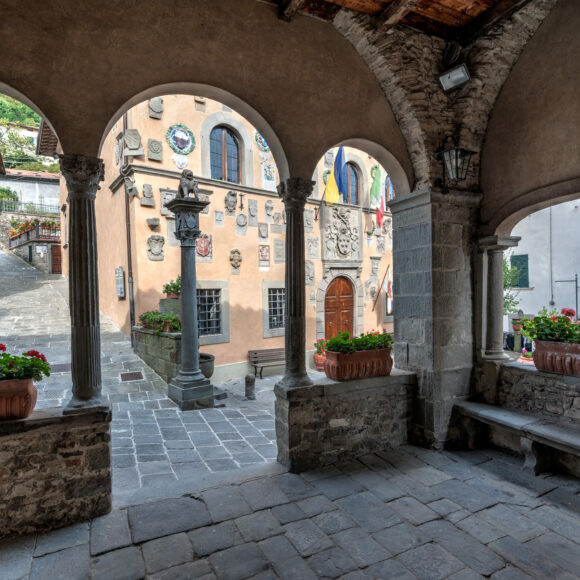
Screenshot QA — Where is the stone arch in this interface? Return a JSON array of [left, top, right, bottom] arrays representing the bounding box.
[[315, 269, 364, 340], [99, 82, 289, 182], [199, 110, 255, 186]]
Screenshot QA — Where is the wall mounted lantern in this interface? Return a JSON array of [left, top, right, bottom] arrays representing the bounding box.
[[435, 136, 474, 192]]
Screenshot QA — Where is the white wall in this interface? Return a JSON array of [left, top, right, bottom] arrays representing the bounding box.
[[0, 176, 60, 206], [506, 200, 580, 328]]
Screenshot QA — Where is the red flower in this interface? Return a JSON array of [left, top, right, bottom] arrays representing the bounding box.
[[8, 361, 15, 367], [0, 344, 5, 352], [25, 350, 47, 362], [561, 308, 576, 317], [550, 315, 558, 322]]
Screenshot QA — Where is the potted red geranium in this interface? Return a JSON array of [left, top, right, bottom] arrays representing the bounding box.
[[313, 339, 327, 371], [0, 344, 51, 419]]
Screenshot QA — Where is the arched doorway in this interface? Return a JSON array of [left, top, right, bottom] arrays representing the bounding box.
[[325, 276, 354, 338]]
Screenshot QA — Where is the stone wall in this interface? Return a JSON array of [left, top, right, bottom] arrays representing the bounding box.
[[275, 370, 416, 473], [0, 407, 111, 537], [133, 326, 180, 384], [12, 242, 51, 273], [498, 362, 580, 422]]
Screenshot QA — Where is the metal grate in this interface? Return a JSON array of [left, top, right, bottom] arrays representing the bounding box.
[[197, 289, 221, 335], [120, 371, 143, 382], [268, 288, 285, 330]]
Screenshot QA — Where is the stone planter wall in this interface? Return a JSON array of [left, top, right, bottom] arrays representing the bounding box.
[[0, 406, 111, 537], [498, 362, 580, 421], [133, 326, 181, 384], [275, 370, 417, 473]]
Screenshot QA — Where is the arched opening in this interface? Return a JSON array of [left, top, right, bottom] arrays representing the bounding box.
[[210, 125, 241, 184], [324, 276, 354, 339]]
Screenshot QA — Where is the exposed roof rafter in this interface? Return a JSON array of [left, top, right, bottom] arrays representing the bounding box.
[[279, 0, 307, 21], [376, 0, 419, 31]]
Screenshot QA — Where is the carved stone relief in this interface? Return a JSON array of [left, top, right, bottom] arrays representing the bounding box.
[[273, 239, 285, 264], [147, 234, 165, 261], [259, 245, 270, 267], [248, 199, 258, 227], [225, 191, 237, 215], [230, 249, 242, 275], [199, 191, 210, 214], [304, 209, 314, 233], [171, 153, 188, 170], [370, 256, 381, 279], [161, 189, 176, 216], [114, 132, 123, 166], [305, 260, 315, 287], [123, 129, 144, 157], [376, 236, 386, 255], [258, 222, 268, 240], [307, 237, 319, 259], [214, 211, 225, 227], [265, 200, 274, 223], [324, 151, 334, 168], [196, 233, 212, 263], [382, 215, 393, 239], [236, 213, 248, 236], [149, 97, 163, 119], [147, 139, 163, 162], [140, 183, 155, 207], [194, 96, 206, 111], [322, 207, 361, 261], [124, 175, 139, 198], [146, 217, 160, 229]]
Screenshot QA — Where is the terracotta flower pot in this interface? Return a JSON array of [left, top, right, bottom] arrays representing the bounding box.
[[533, 340, 580, 377], [165, 293, 181, 299], [0, 378, 38, 420], [324, 348, 393, 382], [313, 351, 326, 371]]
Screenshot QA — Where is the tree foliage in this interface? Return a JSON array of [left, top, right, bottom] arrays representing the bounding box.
[[0, 186, 18, 202], [0, 95, 40, 127], [503, 255, 520, 315]]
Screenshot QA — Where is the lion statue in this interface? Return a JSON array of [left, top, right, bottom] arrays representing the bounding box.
[[177, 169, 199, 199]]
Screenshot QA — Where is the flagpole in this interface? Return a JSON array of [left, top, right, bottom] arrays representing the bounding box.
[[314, 188, 327, 222], [372, 265, 389, 312]]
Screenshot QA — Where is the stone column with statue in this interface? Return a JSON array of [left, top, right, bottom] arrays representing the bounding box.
[[165, 170, 213, 409]]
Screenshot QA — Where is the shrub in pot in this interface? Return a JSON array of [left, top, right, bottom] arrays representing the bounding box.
[[313, 339, 327, 371], [139, 311, 181, 334], [162, 276, 181, 298]]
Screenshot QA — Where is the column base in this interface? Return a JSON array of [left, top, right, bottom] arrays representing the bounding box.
[[168, 372, 214, 410], [275, 372, 313, 389], [483, 350, 510, 361], [63, 394, 109, 415]]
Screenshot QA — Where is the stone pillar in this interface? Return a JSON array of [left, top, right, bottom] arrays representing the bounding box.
[[277, 178, 313, 389], [59, 154, 106, 412], [165, 196, 213, 409], [479, 236, 520, 360]]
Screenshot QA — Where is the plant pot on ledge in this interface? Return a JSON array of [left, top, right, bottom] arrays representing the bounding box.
[[313, 351, 326, 371], [324, 349, 393, 382], [0, 378, 38, 420], [533, 340, 580, 377]]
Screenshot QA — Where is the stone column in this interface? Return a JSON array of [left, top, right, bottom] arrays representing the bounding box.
[[277, 178, 313, 388], [165, 196, 213, 409], [479, 236, 520, 360], [59, 154, 106, 412]]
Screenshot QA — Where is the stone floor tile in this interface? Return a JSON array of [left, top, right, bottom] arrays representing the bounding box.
[[197, 445, 231, 459], [202, 486, 253, 522], [141, 473, 178, 487], [259, 535, 318, 580], [231, 451, 266, 464], [397, 542, 465, 580], [29, 544, 90, 580], [271, 503, 308, 524], [240, 478, 290, 510], [92, 546, 145, 580], [430, 479, 498, 513], [205, 458, 242, 471], [446, 509, 471, 524], [367, 559, 418, 579], [90, 509, 132, 555], [428, 498, 462, 516], [113, 454, 137, 468], [419, 520, 505, 576], [128, 497, 212, 543], [489, 536, 576, 579], [216, 431, 244, 441], [336, 491, 402, 532], [388, 496, 439, 525], [253, 444, 279, 459], [347, 469, 405, 502], [284, 519, 334, 556], [141, 532, 194, 574], [0, 535, 35, 580], [272, 473, 319, 501], [208, 543, 269, 580], [307, 546, 358, 578], [34, 522, 89, 556], [297, 495, 337, 516], [313, 509, 357, 535], [540, 486, 580, 515], [448, 569, 484, 580], [372, 522, 432, 556], [526, 504, 580, 542], [526, 532, 580, 575], [189, 521, 243, 556], [331, 527, 391, 567], [478, 504, 547, 542], [301, 465, 343, 481], [235, 510, 283, 542], [388, 472, 445, 504], [465, 475, 541, 509], [164, 439, 195, 449], [457, 514, 507, 544], [491, 565, 535, 580], [167, 448, 202, 463], [149, 560, 216, 580], [311, 475, 365, 500], [337, 571, 373, 579]]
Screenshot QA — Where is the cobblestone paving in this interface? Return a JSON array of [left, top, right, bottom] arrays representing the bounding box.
[[2, 251, 580, 579]]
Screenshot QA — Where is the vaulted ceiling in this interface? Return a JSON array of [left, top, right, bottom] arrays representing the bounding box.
[[269, 0, 533, 44]]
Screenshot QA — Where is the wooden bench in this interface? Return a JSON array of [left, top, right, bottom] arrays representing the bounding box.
[[248, 348, 286, 379], [452, 400, 580, 475]]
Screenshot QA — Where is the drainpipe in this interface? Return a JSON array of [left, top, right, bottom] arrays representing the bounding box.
[[121, 112, 136, 344], [549, 207, 554, 305]]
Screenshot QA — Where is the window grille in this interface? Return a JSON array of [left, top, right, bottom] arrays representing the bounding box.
[[268, 288, 285, 330], [197, 289, 221, 335]]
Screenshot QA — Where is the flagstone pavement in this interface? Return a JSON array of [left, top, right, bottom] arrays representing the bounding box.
[[1, 250, 580, 579]]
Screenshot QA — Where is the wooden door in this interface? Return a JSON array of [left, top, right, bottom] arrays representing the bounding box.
[[324, 276, 354, 339], [51, 244, 62, 274]]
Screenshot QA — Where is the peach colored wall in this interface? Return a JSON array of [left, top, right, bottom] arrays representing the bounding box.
[[97, 96, 393, 369]]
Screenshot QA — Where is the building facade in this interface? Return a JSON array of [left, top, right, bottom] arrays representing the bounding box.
[[84, 96, 395, 380]]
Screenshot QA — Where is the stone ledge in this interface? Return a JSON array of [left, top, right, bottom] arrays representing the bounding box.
[[0, 405, 111, 436], [502, 361, 580, 387]]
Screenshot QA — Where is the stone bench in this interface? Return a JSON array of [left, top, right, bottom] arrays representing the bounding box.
[[452, 400, 580, 475]]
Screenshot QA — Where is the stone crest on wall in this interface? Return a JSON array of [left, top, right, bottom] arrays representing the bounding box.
[[140, 183, 155, 207], [149, 97, 164, 119], [230, 249, 242, 274], [147, 139, 163, 162], [196, 233, 212, 262], [259, 245, 270, 267], [265, 200, 274, 222], [322, 207, 361, 261], [225, 191, 237, 215], [248, 199, 258, 227], [123, 129, 144, 157], [147, 235, 165, 261], [382, 215, 392, 239], [258, 223, 268, 240], [305, 260, 315, 286]]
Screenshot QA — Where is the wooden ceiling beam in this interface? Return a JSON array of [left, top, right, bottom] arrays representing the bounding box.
[[458, 0, 534, 45], [278, 0, 307, 21], [376, 0, 419, 31]]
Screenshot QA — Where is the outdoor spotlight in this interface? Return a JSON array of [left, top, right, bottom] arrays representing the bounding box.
[[438, 63, 471, 92], [435, 136, 474, 192]]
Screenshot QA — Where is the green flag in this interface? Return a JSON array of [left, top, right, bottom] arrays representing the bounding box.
[[370, 166, 381, 205]]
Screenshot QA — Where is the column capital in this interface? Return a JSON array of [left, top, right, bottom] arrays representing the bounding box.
[[478, 235, 520, 252], [59, 154, 104, 200], [278, 178, 314, 207]]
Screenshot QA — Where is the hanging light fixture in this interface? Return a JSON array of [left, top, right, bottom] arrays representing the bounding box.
[[435, 136, 474, 192]]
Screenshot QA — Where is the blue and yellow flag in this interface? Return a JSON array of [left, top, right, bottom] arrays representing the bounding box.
[[325, 146, 346, 206]]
